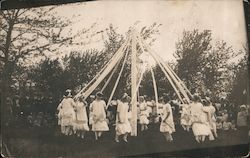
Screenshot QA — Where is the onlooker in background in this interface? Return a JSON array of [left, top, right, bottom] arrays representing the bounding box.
[[222, 117, 232, 131], [47, 93, 54, 114], [21, 95, 32, 118], [247, 105, 250, 136], [231, 119, 237, 131], [5, 97, 13, 126], [216, 117, 223, 136], [13, 95, 21, 119], [237, 105, 248, 138], [34, 112, 44, 127], [221, 109, 229, 123]]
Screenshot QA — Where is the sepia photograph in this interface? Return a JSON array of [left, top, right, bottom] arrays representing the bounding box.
[[1, 0, 249, 157]]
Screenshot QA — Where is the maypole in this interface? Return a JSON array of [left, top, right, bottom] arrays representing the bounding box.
[[150, 66, 159, 109], [131, 29, 138, 136]]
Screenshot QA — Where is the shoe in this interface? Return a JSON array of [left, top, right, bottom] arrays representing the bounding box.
[[115, 139, 119, 143]]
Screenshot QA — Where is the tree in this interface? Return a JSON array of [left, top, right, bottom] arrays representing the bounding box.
[[203, 41, 236, 98], [174, 29, 212, 92], [63, 49, 108, 94], [228, 48, 249, 105], [0, 7, 98, 119]]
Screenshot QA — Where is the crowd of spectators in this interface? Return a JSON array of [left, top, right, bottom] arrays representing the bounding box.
[[4, 92, 250, 138]]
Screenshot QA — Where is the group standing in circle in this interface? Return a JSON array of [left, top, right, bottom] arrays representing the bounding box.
[[57, 89, 224, 143]]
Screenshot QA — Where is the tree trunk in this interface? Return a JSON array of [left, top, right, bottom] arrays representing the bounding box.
[[1, 18, 15, 129]]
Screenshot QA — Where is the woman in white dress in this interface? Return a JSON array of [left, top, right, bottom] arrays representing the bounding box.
[[115, 93, 132, 143], [57, 90, 76, 136], [73, 97, 89, 139], [139, 96, 149, 131], [92, 92, 109, 140], [190, 95, 212, 143], [160, 96, 175, 142]]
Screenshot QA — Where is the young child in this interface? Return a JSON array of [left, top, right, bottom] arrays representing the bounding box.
[[92, 92, 109, 140], [88, 95, 95, 130], [139, 96, 149, 131], [160, 96, 175, 142], [180, 101, 191, 132], [115, 93, 131, 143], [216, 118, 223, 129], [231, 120, 237, 131], [73, 97, 89, 139], [222, 117, 232, 131]]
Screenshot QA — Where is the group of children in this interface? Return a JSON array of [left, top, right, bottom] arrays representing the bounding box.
[[57, 89, 249, 143], [56, 89, 177, 142], [179, 96, 217, 143]]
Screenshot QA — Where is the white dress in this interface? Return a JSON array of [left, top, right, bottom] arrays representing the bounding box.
[[157, 103, 164, 116], [160, 103, 175, 133], [73, 101, 89, 131], [203, 105, 216, 131], [190, 102, 211, 136], [57, 97, 76, 127], [92, 100, 109, 131], [116, 100, 131, 135], [139, 102, 149, 125], [180, 104, 191, 126], [146, 101, 153, 115], [89, 102, 94, 125]]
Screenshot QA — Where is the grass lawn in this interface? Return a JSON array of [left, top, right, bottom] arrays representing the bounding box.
[[3, 123, 249, 157]]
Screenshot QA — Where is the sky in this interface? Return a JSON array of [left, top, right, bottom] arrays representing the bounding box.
[[50, 0, 247, 62]]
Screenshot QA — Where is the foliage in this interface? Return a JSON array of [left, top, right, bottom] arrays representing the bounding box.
[[228, 49, 249, 105], [174, 29, 212, 92], [174, 29, 247, 102]]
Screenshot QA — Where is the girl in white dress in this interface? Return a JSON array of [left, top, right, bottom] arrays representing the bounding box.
[[139, 96, 149, 131], [115, 93, 132, 143], [203, 98, 217, 139], [160, 96, 175, 142], [88, 95, 95, 129], [180, 102, 191, 132], [73, 97, 89, 139], [92, 92, 109, 140], [190, 95, 212, 143], [57, 90, 76, 136]]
